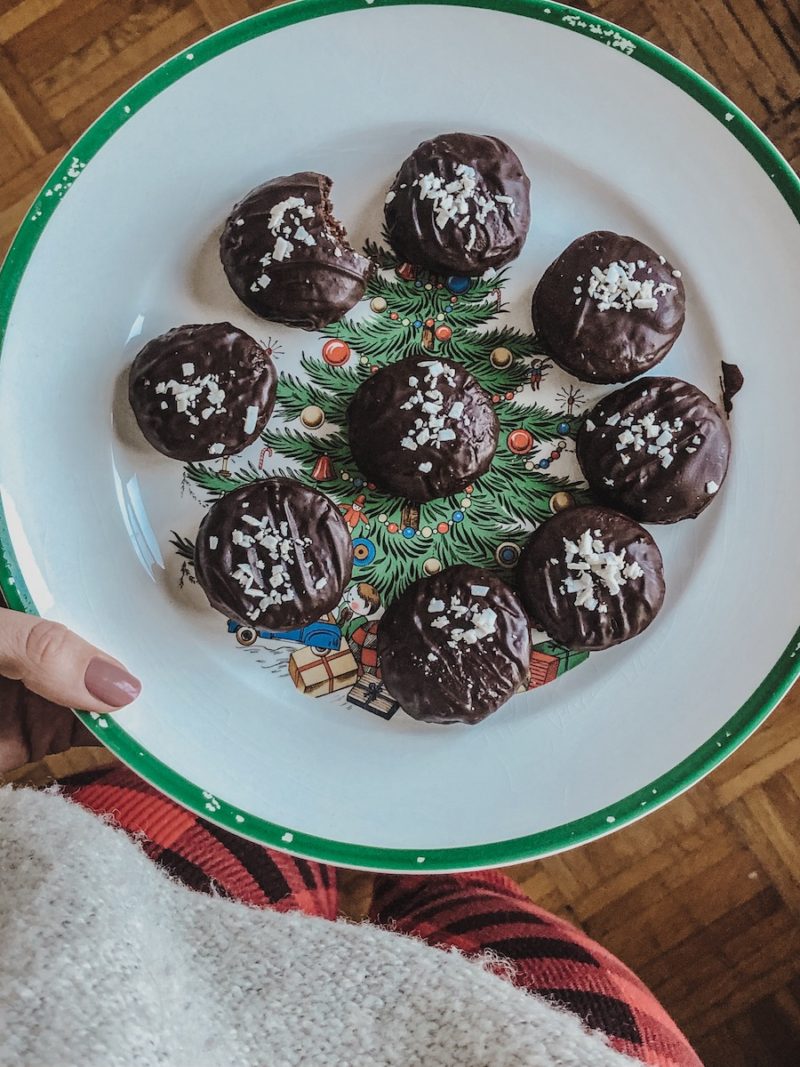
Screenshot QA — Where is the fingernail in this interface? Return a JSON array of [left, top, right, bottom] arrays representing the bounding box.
[[84, 657, 142, 708]]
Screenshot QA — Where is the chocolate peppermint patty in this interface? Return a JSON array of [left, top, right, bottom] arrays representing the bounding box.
[[378, 565, 531, 725], [128, 322, 277, 462], [517, 506, 665, 651], [576, 377, 731, 523], [347, 355, 499, 503], [195, 478, 354, 630], [384, 132, 531, 275], [532, 230, 686, 383], [220, 171, 372, 331]]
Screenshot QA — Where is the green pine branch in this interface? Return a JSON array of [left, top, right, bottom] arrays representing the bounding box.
[[274, 373, 349, 425], [301, 353, 367, 393], [364, 238, 397, 269], [170, 531, 195, 562], [184, 461, 263, 500], [494, 401, 574, 441]]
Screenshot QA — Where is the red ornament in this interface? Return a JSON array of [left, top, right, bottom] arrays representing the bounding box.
[[437, 521, 449, 534], [450, 296, 458, 304], [492, 394, 500, 404], [425, 318, 435, 328], [465, 485, 474, 494], [505, 391, 514, 400], [396, 262, 416, 281], [370, 365, 379, 373], [387, 522, 399, 533], [390, 312, 399, 320], [435, 324, 452, 342], [508, 429, 534, 455], [311, 454, 334, 481], [550, 450, 561, 460], [321, 339, 351, 366]]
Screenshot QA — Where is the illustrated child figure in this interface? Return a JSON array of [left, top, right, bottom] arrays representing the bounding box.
[[337, 583, 382, 641]]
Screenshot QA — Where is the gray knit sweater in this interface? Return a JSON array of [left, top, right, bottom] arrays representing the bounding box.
[[0, 786, 639, 1067]]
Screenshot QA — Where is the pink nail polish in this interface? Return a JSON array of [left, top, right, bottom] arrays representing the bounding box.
[[84, 657, 142, 708]]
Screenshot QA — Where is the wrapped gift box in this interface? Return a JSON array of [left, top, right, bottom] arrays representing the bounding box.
[[528, 640, 589, 689], [289, 640, 358, 698], [347, 620, 381, 677], [346, 673, 400, 720]]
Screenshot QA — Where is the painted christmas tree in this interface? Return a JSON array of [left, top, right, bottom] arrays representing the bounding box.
[[182, 239, 588, 608]]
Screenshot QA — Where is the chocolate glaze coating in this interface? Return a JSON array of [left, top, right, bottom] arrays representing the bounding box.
[[220, 172, 372, 330], [378, 565, 531, 724], [347, 355, 499, 503], [532, 231, 686, 383], [195, 478, 353, 630], [384, 132, 531, 276], [576, 377, 731, 524], [518, 506, 665, 651], [128, 322, 277, 462]]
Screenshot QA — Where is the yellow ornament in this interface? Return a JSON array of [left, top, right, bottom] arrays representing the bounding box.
[[549, 491, 575, 513], [423, 557, 442, 576], [490, 346, 513, 369], [300, 405, 325, 429], [370, 296, 387, 313]]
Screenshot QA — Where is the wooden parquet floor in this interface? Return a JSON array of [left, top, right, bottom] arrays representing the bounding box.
[[0, 1, 798, 1064]]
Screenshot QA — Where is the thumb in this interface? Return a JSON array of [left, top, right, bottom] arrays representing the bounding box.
[[0, 609, 141, 713]]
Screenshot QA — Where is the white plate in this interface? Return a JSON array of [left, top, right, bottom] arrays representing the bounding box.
[[1, 0, 798, 871]]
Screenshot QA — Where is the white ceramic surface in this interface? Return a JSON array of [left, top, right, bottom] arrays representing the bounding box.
[[0, 0, 798, 870]]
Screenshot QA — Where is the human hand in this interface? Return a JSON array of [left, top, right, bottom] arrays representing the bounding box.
[[0, 609, 141, 774]]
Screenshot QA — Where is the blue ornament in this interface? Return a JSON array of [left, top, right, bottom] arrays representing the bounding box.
[[453, 511, 464, 522], [444, 306, 452, 313], [413, 319, 423, 328], [446, 275, 470, 294], [538, 458, 550, 469], [557, 421, 570, 435], [402, 526, 416, 539], [352, 537, 377, 565], [353, 478, 364, 489], [414, 280, 423, 288]]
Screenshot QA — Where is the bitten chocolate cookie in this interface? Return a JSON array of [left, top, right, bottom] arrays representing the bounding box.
[[195, 478, 353, 630], [532, 231, 686, 383], [347, 355, 499, 503], [128, 322, 277, 462], [378, 565, 531, 725], [219, 172, 372, 330], [576, 377, 731, 524], [384, 132, 531, 275], [517, 506, 665, 651]]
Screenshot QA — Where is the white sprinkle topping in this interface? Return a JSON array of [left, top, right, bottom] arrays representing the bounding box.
[[609, 409, 686, 468], [273, 236, 293, 262], [418, 461, 433, 473], [243, 405, 260, 435], [706, 480, 719, 494], [398, 361, 460, 452], [385, 190, 396, 204], [294, 225, 316, 246], [156, 373, 227, 424], [470, 584, 489, 596], [208, 443, 225, 455], [314, 576, 328, 590], [431, 616, 449, 629], [182, 363, 194, 376], [267, 196, 305, 234], [414, 162, 514, 238], [428, 599, 446, 612], [559, 530, 645, 612], [585, 419, 596, 432], [208, 536, 218, 550], [586, 259, 676, 313]]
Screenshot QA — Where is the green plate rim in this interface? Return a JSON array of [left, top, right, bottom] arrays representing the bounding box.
[[1, 0, 798, 872]]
